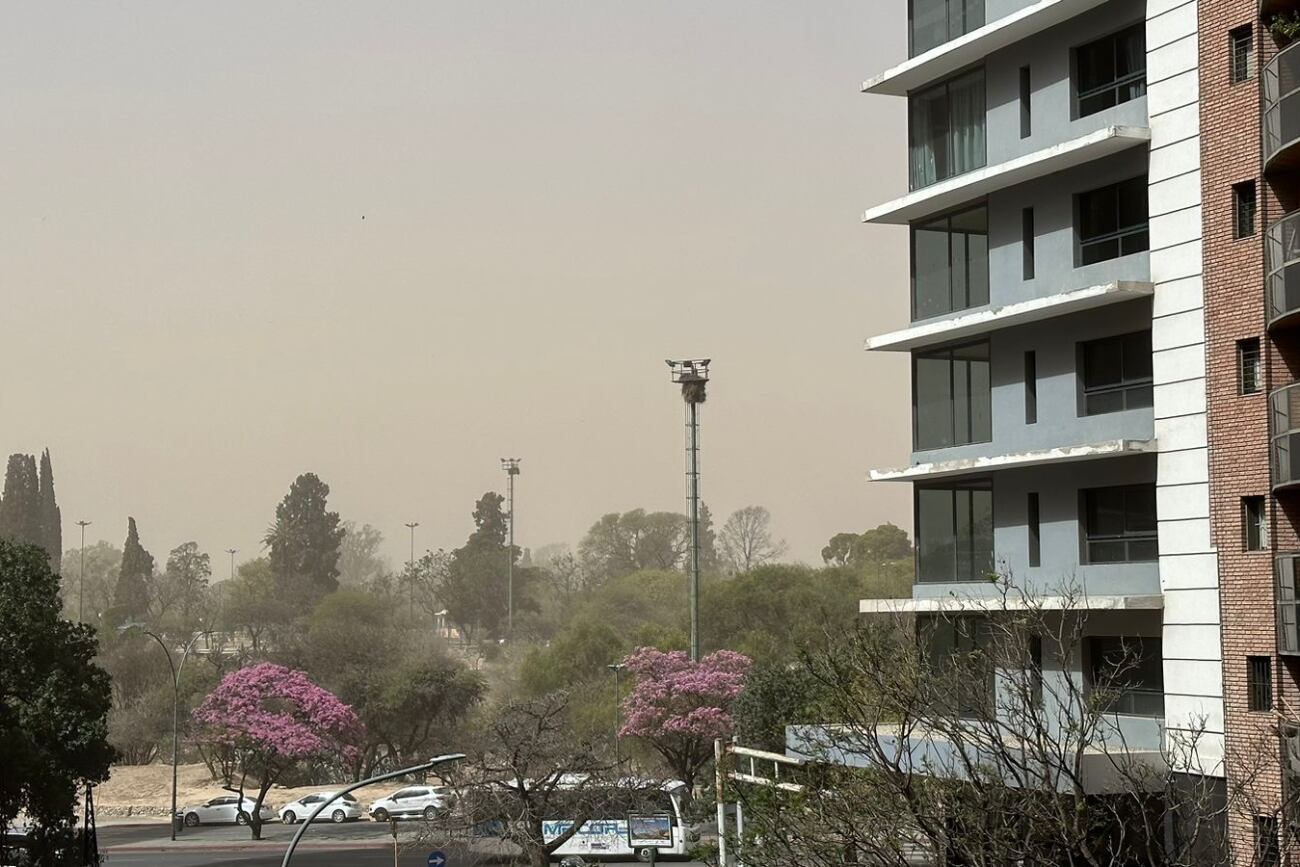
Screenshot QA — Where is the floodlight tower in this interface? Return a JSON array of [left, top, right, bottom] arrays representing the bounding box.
[[666, 358, 710, 662], [501, 458, 522, 636]]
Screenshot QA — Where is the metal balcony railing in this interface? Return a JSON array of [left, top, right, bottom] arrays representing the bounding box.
[[1267, 210, 1300, 328], [1264, 41, 1300, 169], [1270, 383, 1300, 489], [1277, 554, 1300, 655]]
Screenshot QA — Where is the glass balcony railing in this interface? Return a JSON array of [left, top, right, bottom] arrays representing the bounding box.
[[1264, 41, 1300, 169], [1271, 384, 1300, 489], [1267, 211, 1300, 328], [1277, 554, 1300, 655]]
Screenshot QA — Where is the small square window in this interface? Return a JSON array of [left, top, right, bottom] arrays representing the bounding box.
[[1230, 26, 1256, 84], [1234, 181, 1257, 239], [1244, 496, 1268, 551], [1239, 338, 1262, 394], [1248, 656, 1272, 712]]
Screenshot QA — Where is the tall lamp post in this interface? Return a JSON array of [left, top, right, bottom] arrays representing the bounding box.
[[76, 520, 92, 622], [225, 548, 237, 581], [500, 458, 521, 636], [666, 359, 709, 662], [117, 623, 212, 841], [404, 522, 419, 621], [607, 662, 627, 766]]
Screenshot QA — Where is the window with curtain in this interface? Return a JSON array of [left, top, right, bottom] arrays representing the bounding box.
[[1081, 483, 1157, 564], [909, 68, 986, 190], [914, 341, 991, 450], [916, 481, 993, 583], [1076, 24, 1147, 117], [1077, 176, 1149, 265], [909, 0, 985, 57], [911, 205, 988, 320]]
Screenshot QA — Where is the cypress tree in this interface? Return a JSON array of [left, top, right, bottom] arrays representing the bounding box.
[[112, 517, 153, 621], [38, 449, 61, 566], [0, 454, 42, 554]]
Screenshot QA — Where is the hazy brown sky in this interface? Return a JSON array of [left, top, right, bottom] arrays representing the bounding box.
[[0, 3, 911, 570]]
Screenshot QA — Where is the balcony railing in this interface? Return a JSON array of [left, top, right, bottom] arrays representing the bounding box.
[[1272, 384, 1300, 489], [1264, 41, 1300, 170], [1278, 554, 1300, 655], [1268, 210, 1300, 328]]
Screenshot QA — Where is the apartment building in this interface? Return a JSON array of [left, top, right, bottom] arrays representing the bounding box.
[[853, 0, 1299, 858]]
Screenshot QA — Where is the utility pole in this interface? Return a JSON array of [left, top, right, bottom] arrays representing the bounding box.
[[607, 662, 626, 766], [501, 458, 521, 636], [667, 359, 709, 662], [404, 522, 419, 621], [76, 520, 91, 622], [225, 549, 237, 581]]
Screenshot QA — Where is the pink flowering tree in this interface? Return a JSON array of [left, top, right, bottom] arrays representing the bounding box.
[[191, 662, 364, 839], [619, 647, 751, 797]]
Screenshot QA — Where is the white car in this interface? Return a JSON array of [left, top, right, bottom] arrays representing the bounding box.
[[279, 791, 362, 824], [368, 785, 454, 821], [177, 796, 274, 827]]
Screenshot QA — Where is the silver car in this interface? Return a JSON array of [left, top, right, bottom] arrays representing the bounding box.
[[177, 795, 274, 827]]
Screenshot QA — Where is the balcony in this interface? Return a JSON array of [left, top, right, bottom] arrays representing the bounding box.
[[1271, 383, 1300, 490], [1264, 41, 1300, 171], [1278, 554, 1300, 654], [1268, 210, 1300, 329]]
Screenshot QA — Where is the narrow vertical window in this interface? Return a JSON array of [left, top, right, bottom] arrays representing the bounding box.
[[1234, 181, 1257, 238], [1248, 656, 1273, 711], [1255, 815, 1279, 867], [1027, 492, 1041, 567], [1019, 66, 1032, 138], [1022, 207, 1035, 280], [1244, 496, 1268, 551], [1230, 25, 1256, 84], [1239, 338, 1262, 394], [1024, 351, 1037, 424]]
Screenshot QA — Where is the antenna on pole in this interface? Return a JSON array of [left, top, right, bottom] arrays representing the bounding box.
[[666, 359, 710, 662], [501, 458, 522, 636]]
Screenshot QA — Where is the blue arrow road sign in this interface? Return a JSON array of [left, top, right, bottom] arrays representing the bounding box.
[[427, 851, 447, 867]]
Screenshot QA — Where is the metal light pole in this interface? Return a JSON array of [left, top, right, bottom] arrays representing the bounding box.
[[607, 662, 627, 766], [76, 520, 91, 622], [404, 522, 419, 620], [117, 624, 212, 841], [501, 458, 521, 636], [280, 754, 466, 867], [666, 359, 709, 662], [225, 548, 237, 581]]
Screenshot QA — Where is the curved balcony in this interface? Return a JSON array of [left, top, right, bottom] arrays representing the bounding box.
[[1267, 211, 1300, 328], [1271, 383, 1300, 490], [1265, 41, 1300, 171]]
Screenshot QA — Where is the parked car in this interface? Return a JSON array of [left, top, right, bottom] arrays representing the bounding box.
[[279, 791, 362, 824], [177, 796, 274, 826], [368, 785, 454, 821]]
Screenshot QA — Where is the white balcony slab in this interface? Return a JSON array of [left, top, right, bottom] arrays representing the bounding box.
[[863, 126, 1151, 225], [865, 281, 1153, 352], [859, 594, 1164, 614], [862, 0, 1112, 97], [870, 438, 1157, 482]]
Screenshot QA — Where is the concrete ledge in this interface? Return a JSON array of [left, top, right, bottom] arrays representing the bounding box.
[[870, 438, 1157, 482], [862, 0, 1112, 97], [863, 126, 1151, 225], [866, 281, 1154, 352], [859, 594, 1165, 614]]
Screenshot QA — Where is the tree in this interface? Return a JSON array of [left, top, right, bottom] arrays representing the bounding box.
[[59, 540, 122, 622], [456, 691, 622, 867], [191, 662, 364, 839], [338, 521, 389, 587], [577, 509, 690, 582], [719, 506, 786, 574], [112, 517, 154, 623], [855, 522, 912, 564], [620, 647, 751, 795], [442, 492, 537, 642], [0, 540, 116, 860], [156, 541, 211, 633], [38, 450, 61, 565], [698, 501, 720, 575], [264, 472, 344, 603], [0, 454, 41, 555], [820, 532, 860, 567], [220, 558, 288, 654], [519, 618, 626, 697]]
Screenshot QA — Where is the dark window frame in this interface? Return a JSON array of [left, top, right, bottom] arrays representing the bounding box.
[[1255, 815, 1279, 867], [915, 480, 994, 584], [1244, 496, 1268, 552], [1230, 25, 1256, 84], [1086, 636, 1164, 716], [1077, 175, 1150, 266], [1024, 350, 1038, 424], [910, 204, 990, 321], [1238, 337, 1262, 395], [1081, 483, 1158, 564], [1022, 207, 1035, 280], [912, 340, 992, 451], [908, 67, 987, 190], [1027, 491, 1041, 568], [1080, 330, 1154, 416], [1019, 65, 1032, 138], [1248, 656, 1273, 712], [908, 0, 986, 57], [1074, 23, 1148, 118], [1234, 180, 1257, 239]]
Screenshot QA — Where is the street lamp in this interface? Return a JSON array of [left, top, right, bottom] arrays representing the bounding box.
[[666, 358, 710, 662], [280, 753, 466, 867], [116, 623, 212, 841], [607, 662, 627, 766], [404, 522, 419, 621], [500, 458, 521, 636], [76, 520, 91, 622], [225, 549, 237, 581]]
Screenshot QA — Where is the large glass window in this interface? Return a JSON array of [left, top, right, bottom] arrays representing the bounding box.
[[1087, 636, 1164, 716], [910, 0, 985, 57], [911, 206, 988, 320], [914, 342, 991, 450], [1077, 176, 1149, 265], [1081, 330, 1153, 415], [909, 69, 986, 190], [922, 617, 994, 717], [1081, 483, 1157, 564], [916, 481, 993, 583], [1076, 24, 1147, 117]]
